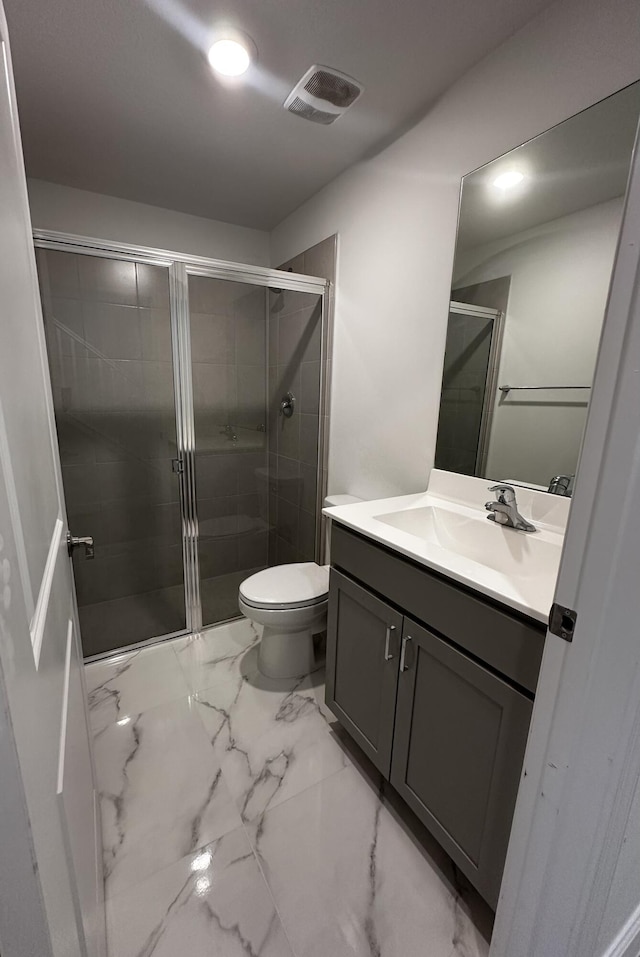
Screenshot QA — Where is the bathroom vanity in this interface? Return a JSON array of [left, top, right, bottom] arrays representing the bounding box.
[[324, 476, 567, 908]]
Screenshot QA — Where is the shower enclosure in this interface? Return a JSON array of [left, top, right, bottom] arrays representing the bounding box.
[[35, 235, 328, 658]]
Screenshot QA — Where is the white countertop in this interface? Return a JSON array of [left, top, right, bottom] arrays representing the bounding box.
[[323, 472, 567, 624]]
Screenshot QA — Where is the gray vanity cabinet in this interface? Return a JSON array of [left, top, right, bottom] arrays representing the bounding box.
[[390, 618, 533, 907], [327, 523, 546, 908], [326, 571, 403, 777]]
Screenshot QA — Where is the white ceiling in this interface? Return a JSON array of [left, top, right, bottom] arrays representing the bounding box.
[[4, 0, 554, 230], [456, 81, 640, 251]]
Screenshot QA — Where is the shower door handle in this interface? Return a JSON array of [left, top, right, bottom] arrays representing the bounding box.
[[67, 532, 95, 560]]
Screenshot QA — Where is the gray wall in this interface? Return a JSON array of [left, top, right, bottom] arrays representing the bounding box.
[[453, 198, 624, 486], [268, 236, 336, 565], [28, 178, 271, 265], [270, 0, 640, 502]]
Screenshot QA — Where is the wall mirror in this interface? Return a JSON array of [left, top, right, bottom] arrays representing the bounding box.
[[435, 81, 640, 494]]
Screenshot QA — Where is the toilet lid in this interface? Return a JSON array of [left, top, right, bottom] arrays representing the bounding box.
[[239, 563, 329, 609]]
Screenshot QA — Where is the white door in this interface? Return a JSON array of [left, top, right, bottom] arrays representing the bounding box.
[[0, 6, 105, 957], [491, 117, 640, 956]]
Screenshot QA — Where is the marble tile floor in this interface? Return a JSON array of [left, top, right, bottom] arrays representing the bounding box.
[[86, 618, 493, 957]]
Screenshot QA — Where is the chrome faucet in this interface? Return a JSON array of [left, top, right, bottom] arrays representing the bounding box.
[[485, 484, 536, 532]]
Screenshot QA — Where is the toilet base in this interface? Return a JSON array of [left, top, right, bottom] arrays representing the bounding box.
[[258, 625, 317, 679], [238, 594, 328, 679]]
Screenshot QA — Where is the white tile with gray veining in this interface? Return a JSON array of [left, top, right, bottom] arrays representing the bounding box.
[[106, 826, 295, 957], [88, 618, 492, 957], [85, 642, 189, 738], [247, 765, 490, 957], [192, 641, 347, 823], [175, 617, 334, 722], [173, 618, 261, 692], [95, 695, 242, 899]]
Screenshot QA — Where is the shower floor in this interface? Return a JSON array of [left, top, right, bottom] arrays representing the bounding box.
[[79, 567, 264, 657], [86, 618, 493, 957]]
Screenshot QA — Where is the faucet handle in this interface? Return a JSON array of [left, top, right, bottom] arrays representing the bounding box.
[[488, 483, 516, 505], [548, 474, 572, 496]]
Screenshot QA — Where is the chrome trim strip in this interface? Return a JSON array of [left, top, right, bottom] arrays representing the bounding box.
[[449, 300, 500, 319], [498, 384, 592, 393], [184, 261, 326, 293], [169, 263, 194, 634], [316, 287, 328, 564], [32, 229, 328, 293], [84, 628, 190, 663], [171, 262, 203, 634], [477, 307, 505, 476]]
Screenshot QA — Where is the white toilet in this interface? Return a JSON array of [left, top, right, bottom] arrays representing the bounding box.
[[238, 494, 362, 679], [239, 562, 329, 678]]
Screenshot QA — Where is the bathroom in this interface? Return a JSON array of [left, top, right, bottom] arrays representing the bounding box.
[[1, 0, 640, 955]]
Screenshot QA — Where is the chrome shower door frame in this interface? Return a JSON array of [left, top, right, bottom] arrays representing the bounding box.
[[33, 230, 329, 652], [183, 261, 329, 603]]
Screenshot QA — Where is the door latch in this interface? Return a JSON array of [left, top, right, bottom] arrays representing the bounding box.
[[67, 532, 95, 560], [549, 603, 577, 642]]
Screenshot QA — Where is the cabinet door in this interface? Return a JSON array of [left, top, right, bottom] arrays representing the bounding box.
[[391, 618, 533, 907], [326, 570, 403, 777]]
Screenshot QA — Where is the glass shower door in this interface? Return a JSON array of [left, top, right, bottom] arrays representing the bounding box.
[[187, 272, 325, 629], [36, 248, 186, 656], [187, 274, 269, 627]]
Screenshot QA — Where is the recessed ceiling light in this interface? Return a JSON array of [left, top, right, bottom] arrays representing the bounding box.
[[492, 170, 526, 190], [208, 37, 252, 77]]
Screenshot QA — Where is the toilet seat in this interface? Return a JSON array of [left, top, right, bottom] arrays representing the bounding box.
[[239, 562, 329, 610]]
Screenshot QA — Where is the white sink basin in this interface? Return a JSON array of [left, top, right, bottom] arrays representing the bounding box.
[[374, 505, 561, 579], [324, 484, 567, 622]]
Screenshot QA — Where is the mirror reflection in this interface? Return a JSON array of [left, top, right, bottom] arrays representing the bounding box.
[[435, 81, 640, 493]]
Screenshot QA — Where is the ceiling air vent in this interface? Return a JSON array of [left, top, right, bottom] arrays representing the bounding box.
[[284, 65, 364, 125]]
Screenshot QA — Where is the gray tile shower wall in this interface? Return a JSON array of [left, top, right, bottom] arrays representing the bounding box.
[[269, 236, 336, 566]]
